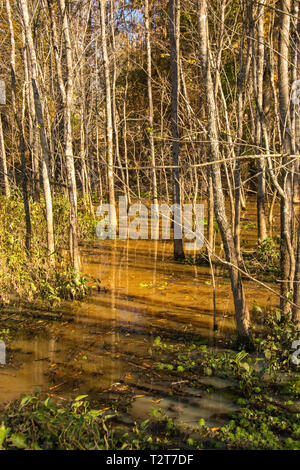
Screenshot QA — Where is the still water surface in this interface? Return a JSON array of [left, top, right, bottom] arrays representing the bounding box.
[[0, 203, 279, 426]]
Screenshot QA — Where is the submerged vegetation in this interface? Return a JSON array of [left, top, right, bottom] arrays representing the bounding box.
[[0, 312, 299, 450], [0, 0, 299, 453], [0, 196, 298, 451]]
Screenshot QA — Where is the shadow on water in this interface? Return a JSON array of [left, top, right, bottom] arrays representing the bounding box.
[[0, 203, 280, 427]]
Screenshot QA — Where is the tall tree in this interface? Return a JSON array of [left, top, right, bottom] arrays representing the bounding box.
[[278, 0, 295, 314], [19, 0, 55, 259], [145, 0, 158, 210], [57, 0, 80, 271], [169, 0, 185, 260], [6, 0, 31, 252], [254, 0, 268, 242], [197, 0, 251, 341], [100, 0, 117, 231], [0, 114, 10, 198]]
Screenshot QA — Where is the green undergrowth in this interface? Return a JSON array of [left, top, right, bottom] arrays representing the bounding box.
[[146, 311, 299, 450], [0, 195, 97, 306], [190, 237, 280, 282], [0, 312, 299, 450], [243, 237, 280, 279]]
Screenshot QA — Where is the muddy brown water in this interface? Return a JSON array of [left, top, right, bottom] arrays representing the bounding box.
[[0, 202, 280, 428]]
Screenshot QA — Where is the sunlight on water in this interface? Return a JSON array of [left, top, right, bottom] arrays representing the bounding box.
[[0, 200, 280, 423]]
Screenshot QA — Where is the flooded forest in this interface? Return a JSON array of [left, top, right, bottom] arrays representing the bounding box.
[[0, 0, 299, 452]]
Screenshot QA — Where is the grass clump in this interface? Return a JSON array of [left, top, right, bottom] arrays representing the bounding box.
[[149, 311, 300, 450], [0, 394, 181, 450], [0, 195, 96, 306]]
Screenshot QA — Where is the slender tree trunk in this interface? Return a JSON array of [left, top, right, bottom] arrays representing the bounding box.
[[19, 0, 55, 258], [232, 40, 247, 224], [110, 0, 127, 202], [254, 0, 268, 242], [0, 114, 10, 198], [7, 0, 32, 251], [24, 41, 40, 201], [198, 0, 251, 341], [145, 0, 158, 210], [278, 0, 295, 313], [169, 0, 185, 260], [123, 71, 131, 204], [47, 0, 66, 191], [207, 171, 214, 250], [100, 0, 117, 230], [58, 0, 80, 271], [292, 0, 300, 325]]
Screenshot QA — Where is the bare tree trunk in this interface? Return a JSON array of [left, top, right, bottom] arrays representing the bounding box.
[[278, 0, 295, 314], [6, 0, 31, 251], [198, 0, 251, 341], [100, 0, 117, 230], [123, 69, 131, 204], [47, 0, 66, 192], [23, 41, 40, 201], [169, 0, 185, 260], [58, 0, 80, 271], [19, 0, 55, 258], [0, 114, 10, 198], [145, 0, 158, 210], [207, 171, 214, 250], [234, 5, 250, 261], [292, 0, 300, 326], [110, 0, 127, 202], [254, 0, 268, 242]]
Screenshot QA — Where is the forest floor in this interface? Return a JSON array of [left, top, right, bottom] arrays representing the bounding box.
[[0, 307, 299, 450], [0, 195, 299, 450]]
